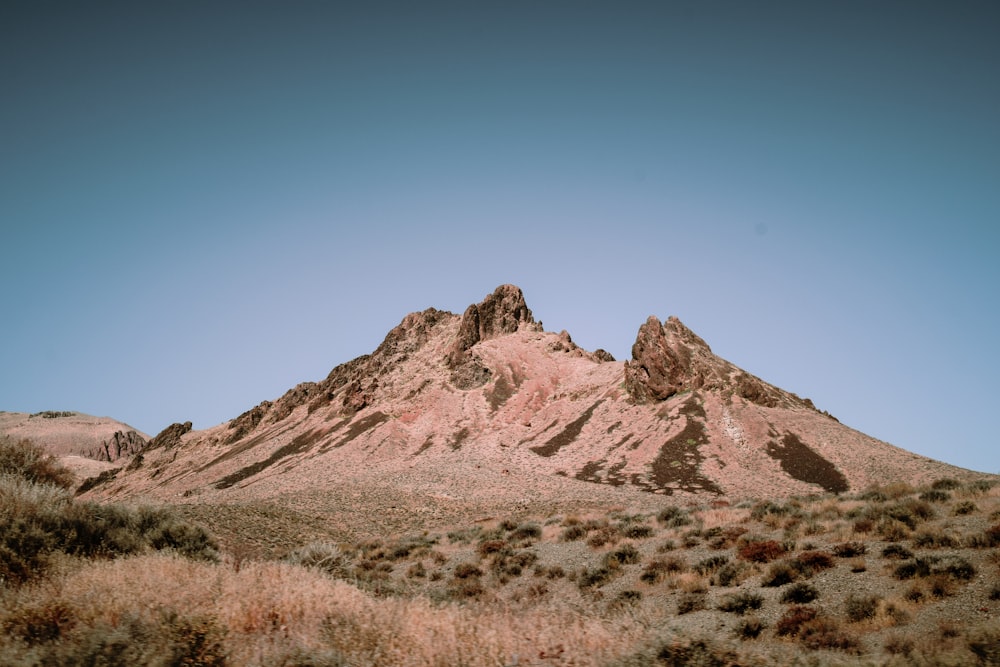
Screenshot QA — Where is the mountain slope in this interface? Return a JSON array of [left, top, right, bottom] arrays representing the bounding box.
[[81, 285, 977, 513]]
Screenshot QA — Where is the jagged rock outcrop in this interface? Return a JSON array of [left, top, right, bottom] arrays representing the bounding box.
[[226, 402, 272, 444], [448, 285, 536, 367], [592, 349, 615, 362], [336, 307, 452, 411], [624, 316, 699, 402], [146, 421, 192, 450], [624, 316, 812, 409], [88, 430, 147, 462]]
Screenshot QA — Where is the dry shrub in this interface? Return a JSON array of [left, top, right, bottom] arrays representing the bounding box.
[[0, 437, 75, 489], [749, 500, 797, 523], [780, 582, 818, 604], [477, 539, 508, 556], [925, 573, 957, 598], [693, 506, 748, 530], [919, 489, 951, 503], [881, 544, 914, 560], [967, 624, 1000, 664], [577, 565, 618, 590], [606, 590, 642, 612], [712, 561, 751, 587], [587, 526, 620, 548], [792, 550, 834, 576], [489, 547, 537, 579], [844, 594, 880, 623], [776, 606, 858, 653], [510, 523, 542, 543], [675, 572, 709, 593], [611, 636, 745, 666], [640, 557, 686, 584], [676, 591, 707, 615], [620, 524, 654, 540], [760, 561, 798, 587], [737, 540, 785, 563], [717, 591, 763, 615], [775, 605, 818, 637], [735, 617, 765, 640], [655, 539, 677, 552], [705, 525, 747, 550], [604, 544, 641, 567], [953, 501, 977, 516], [693, 555, 728, 575], [655, 506, 692, 528], [884, 633, 915, 656], [852, 518, 875, 533], [452, 563, 482, 579], [285, 543, 348, 578], [808, 497, 846, 521], [912, 528, 957, 548], [966, 479, 997, 495], [832, 541, 866, 558], [878, 482, 917, 499], [877, 520, 912, 542]]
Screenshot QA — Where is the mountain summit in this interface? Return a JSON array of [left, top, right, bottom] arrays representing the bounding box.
[[83, 285, 969, 504]]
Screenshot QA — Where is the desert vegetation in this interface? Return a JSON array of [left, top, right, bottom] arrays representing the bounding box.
[[2, 438, 999, 665]]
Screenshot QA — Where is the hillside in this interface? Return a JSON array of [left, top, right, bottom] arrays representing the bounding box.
[[75, 286, 984, 550]]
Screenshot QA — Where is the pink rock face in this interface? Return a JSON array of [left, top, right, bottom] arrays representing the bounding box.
[[76, 284, 981, 505]]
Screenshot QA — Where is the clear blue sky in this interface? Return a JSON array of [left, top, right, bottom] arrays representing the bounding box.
[[2, 2, 997, 473]]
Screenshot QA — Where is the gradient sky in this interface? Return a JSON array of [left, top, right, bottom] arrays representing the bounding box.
[[2, 2, 997, 474]]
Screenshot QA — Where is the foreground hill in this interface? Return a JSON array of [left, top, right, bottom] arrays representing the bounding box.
[[80, 285, 979, 523]]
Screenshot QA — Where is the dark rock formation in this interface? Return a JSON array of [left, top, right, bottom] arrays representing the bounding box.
[[146, 421, 193, 450], [448, 285, 536, 366], [226, 402, 272, 444], [88, 430, 147, 462], [592, 349, 616, 362], [624, 316, 695, 402], [624, 315, 812, 410]]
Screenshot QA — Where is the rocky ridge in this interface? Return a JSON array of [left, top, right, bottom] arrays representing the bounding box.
[[80, 285, 982, 506]]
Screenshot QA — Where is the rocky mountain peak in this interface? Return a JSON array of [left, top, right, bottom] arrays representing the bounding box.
[[448, 284, 537, 366]]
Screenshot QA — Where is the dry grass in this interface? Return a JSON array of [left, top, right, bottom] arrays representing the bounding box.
[[4, 476, 1000, 665], [2, 554, 645, 666]]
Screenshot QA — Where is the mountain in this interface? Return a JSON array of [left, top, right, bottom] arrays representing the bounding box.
[[0, 410, 147, 462], [80, 285, 975, 515]]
